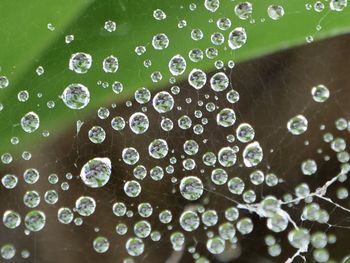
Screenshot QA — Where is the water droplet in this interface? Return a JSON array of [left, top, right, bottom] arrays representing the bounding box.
[[168, 54, 187, 76], [57, 207, 73, 224], [204, 0, 220, 12], [3, 210, 21, 229], [330, 0, 347, 11], [191, 29, 204, 41], [111, 116, 125, 131], [152, 91, 174, 113], [0, 76, 9, 89], [236, 123, 255, 143], [124, 180, 142, 197], [267, 5, 285, 20], [1, 244, 16, 259], [126, 237, 144, 256], [23, 190, 40, 208], [36, 66, 44, 76], [180, 211, 200, 231], [134, 220, 151, 238], [311, 84, 330, 103], [152, 33, 169, 50], [301, 159, 317, 175], [288, 228, 310, 250], [189, 49, 204, 62], [153, 9, 166, 20], [180, 176, 204, 200], [234, 2, 253, 20], [134, 87, 151, 104], [206, 236, 225, 254], [80, 157, 111, 188], [243, 141, 263, 167], [188, 69, 207, 89], [62, 83, 90, 110], [104, 20, 117, 32], [112, 81, 123, 94], [138, 203, 153, 218], [216, 108, 236, 127], [44, 190, 58, 204], [250, 170, 264, 185], [65, 34, 74, 44], [201, 210, 218, 226], [103, 55, 119, 73], [23, 168, 39, 184], [69, 52, 92, 74], [217, 17, 231, 30], [211, 168, 228, 185], [24, 210, 46, 231], [75, 196, 96, 216], [236, 217, 253, 235], [47, 23, 55, 31], [287, 114, 308, 135], [228, 27, 247, 50], [129, 112, 149, 134], [228, 177, 245, 194], [148, 139, 168, 159], [314, 1, 325, 12], [122, 147, 140, 165], [21, 111, 40, 133], [93, 236, 110, 253], [18, 90, 29, 102], [210, 72, 229, 92]]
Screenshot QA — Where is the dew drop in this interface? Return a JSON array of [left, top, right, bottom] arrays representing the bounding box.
[[180, 211, 200, 231], [234, 2, 253, 20], [62, 83, 90, 110], [75, 196, 96, 216], [267, 5, 285, 20], [168, 54, 187, 76], [329, 0, 347, 11], [287, 114, 308, 135], [152, 33, 169, 50], [0, 76, 9, 89], [311, 84, 330, 103], [242, 141, 263, 167], [210, 72, 229, 92], [129, 112, 149, 134], [103, 55, 119, 73], [21, 112, 40, 133], [228, 27, 247, 50], [152, 91, 174, 113], [179, 176, 204, 201], [24, 210, 46, 231], [80, 157, 111, 188], [153, 9, 166, 20], [204, 0, 220, 12], [93, 236, 110, 253], [69, 52, 92, 74], [148, 139, 168, 159], [104, 20, 117, 32]]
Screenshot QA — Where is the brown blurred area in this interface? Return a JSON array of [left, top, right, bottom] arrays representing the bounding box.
[[1, 33, 350, 263]]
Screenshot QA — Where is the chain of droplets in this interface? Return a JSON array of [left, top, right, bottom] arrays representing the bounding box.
[[0, 0, 349, 262]]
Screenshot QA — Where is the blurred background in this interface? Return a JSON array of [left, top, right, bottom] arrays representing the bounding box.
[[1, 32, 350, 263]]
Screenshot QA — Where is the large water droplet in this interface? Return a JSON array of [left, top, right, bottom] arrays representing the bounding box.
[[69, 52, 92, 74], [21, 112, 40, 133], [62, 83, 90, 110], [80, 157, 112, 188], [228, 27, 247, 50], [179, 176, 204, 200]]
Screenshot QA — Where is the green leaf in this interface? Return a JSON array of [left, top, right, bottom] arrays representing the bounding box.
[[0, 0, 349, 157]]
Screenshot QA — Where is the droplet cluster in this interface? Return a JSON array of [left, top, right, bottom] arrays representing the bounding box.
[[0, 1, 349, 262]]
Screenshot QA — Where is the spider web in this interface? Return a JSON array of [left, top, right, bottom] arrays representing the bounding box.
[[0, 1, 350, 263]]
